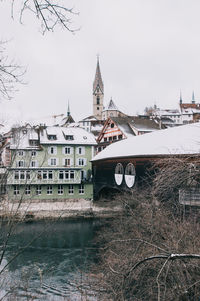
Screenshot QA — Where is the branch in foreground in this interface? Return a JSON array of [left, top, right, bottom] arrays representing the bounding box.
[[0, 41, 26, 100], [10, 0, 79, 33]]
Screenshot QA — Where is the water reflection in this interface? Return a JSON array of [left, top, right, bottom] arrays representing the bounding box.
[[0, 219, 100, 300]]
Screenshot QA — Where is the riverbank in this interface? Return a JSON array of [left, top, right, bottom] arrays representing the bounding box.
[[0, 199, 123, 220]]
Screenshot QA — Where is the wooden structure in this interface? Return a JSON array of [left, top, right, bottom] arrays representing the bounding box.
[[92, 123, 200, 199]]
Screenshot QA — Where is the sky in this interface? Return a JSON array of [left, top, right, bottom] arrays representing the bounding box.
[[1, 0, 200, 127]]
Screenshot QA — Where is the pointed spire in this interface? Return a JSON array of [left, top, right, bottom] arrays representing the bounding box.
[[67, 101, 70, 117], [106, 98, 119, 111], [192, 91, 195, 103], [93, 56, 104, 94], [179, 91, 182, 104]]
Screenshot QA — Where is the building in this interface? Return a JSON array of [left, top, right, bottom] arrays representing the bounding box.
[[102, 98, 126, 120], [93, 57, 104, 119], [6, 125, 97, 201], [96, 116, 163, 153], [92, 122, 200, 199], [179, 92, 200, 124]]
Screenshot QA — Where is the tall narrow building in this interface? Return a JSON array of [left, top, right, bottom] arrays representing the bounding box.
[[93, 58, 104, 119]]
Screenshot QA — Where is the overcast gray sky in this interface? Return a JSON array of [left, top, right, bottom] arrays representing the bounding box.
[[1, 0, 200, 125]]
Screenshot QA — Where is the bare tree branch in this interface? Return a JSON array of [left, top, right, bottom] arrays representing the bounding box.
[[10, 0, 79, 33], [0, 41, 26, 100]]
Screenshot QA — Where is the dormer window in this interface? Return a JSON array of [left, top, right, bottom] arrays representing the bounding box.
[[48, 135, 57, 140], [65, 135, 74, 140], [29, 140, 39, 146]]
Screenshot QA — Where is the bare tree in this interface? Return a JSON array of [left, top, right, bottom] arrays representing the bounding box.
[[10, 0, 79, 33], [0, 1, 78, 100]]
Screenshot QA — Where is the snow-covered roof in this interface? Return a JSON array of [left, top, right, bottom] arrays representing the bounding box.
[[155, 109, 181, 116], [40, 126, 97, 145], [79, 115, 98, 122], [92, 122, 200, 161], [110, 116, 161, 138], [10, 128, 40, 150]]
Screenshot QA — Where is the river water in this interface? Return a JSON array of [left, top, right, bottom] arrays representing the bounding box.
[[0, 219, 100, 301]]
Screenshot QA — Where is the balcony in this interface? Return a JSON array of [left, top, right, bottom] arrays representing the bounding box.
[[7, 171, 82, 185]]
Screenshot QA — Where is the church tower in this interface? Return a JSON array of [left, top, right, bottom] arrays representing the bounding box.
[[93, 57, 104, 119]]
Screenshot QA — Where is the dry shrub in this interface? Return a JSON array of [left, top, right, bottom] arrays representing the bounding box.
[[92, 188, 200, 301]]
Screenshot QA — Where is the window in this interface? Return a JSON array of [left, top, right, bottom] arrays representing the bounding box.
[[77, 147, 85, 155], [78, 158, 85, 166], [104, 137, 107, 142], [118, 135, 122, 140], [31, 160, 37, 167], [43, 170, 47, 179], [97, 107, 99, 110], [114, 163, 124, 186], [110, 123, 114, 128], [25, 185, 31, 195], [20, 171, 25, 180], [14, 185, 19, 195], [48, 146, 57, 155], [97, 97, 100, 105], [81, 170, 86, 180], [29, 140, 39, 146], [58, 185, 63, 195], [70, 171, 75, 179], [26, 171, 30, 180], [50, 158, 57, 166], [37, 171, 42, 180], [17, 160, 24, 167], [113, 136, 117, 140], [65, 171, 69, 179], [31, 151, 36, 157], [48, 135, 57, 140], [125, 163, 136, 188], [109, 137, 112, 141], [36, 185, 41, 195], [48, 170, 53, 179], [65, 147, 71, 154], [64, 159, 71, 166], [79, 184, 84, 194], [59, 171, 64, 179], [47, 185, 52, 195], [68, 184, 74, 194], [98, 147, 101, 152], [18, 151, 24, 156], [65, 135, 74, 140], [14, 171, 19, 180]]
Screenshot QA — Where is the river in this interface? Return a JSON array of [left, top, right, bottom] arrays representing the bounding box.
[[0, 219, 101, 300]]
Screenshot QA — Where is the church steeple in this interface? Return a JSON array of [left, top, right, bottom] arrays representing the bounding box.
[[93, 56, 104, 119], [179, 91, 182, 104], [192, 91, 195, 104], [93, 57, 104, 94], [67, 101, 70, 117]]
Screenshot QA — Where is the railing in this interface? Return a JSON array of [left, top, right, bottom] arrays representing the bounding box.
[[7, 173, 82, 185], [7, 177, 82, 185]]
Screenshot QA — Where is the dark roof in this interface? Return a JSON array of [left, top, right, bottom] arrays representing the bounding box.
[[111, 116, 162, 132], [62, 115, 75, 125]]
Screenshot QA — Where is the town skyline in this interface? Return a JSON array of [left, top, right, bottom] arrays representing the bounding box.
[[1, 1, 200, 127]]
